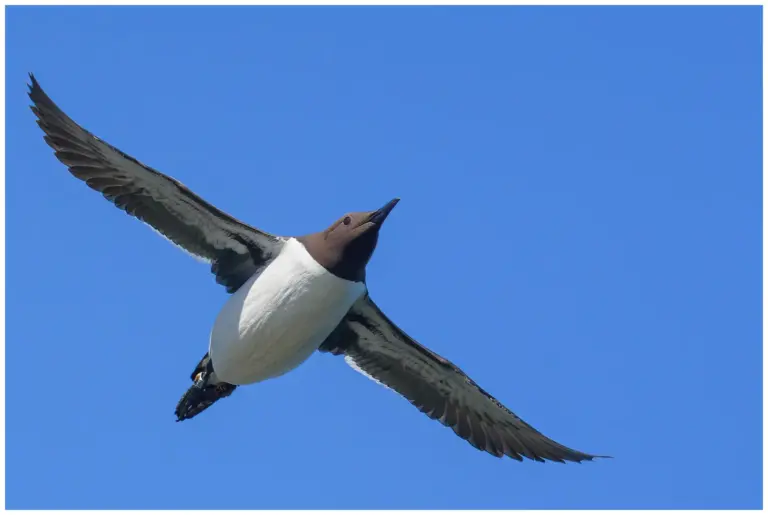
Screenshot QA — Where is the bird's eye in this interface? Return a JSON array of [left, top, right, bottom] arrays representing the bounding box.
[[343, 216, 351, 225]]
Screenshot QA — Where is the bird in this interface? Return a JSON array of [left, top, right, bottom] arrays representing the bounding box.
[[28, 73, 608, 464]]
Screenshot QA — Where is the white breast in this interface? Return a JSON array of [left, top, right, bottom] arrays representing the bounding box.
[[208, 237, 366, 385]]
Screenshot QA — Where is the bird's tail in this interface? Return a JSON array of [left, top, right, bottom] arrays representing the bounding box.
[[175, 352, 237, 421], [175, 381, 237, 421]]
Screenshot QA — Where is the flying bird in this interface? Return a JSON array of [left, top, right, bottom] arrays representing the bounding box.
[[28, 74, 607, 464]]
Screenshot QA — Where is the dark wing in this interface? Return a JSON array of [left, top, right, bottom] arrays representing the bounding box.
[[320, 296, 607, 463], [28, 74, 284, 293]]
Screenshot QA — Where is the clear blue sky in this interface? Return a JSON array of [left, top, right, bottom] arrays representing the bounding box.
[[6, 6, 761, 510]]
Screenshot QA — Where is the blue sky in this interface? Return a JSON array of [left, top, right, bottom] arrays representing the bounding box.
[[5, 6, 761, 510]]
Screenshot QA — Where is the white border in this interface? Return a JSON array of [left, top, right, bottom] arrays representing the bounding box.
[[3, 0, 767, 4], [1, 1, 764, 514]]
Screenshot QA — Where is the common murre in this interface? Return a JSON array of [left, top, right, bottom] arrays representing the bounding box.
[[28, 74, 608, 464]]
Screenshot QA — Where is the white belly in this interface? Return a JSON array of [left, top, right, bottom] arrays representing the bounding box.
[[208, 237, 366, 385]]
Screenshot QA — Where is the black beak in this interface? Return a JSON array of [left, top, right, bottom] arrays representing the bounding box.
[[368, 198, 400, 225]]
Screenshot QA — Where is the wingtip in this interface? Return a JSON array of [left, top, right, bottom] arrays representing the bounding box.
[[27, 73, 43, 104], [27, 72, 38, 91], [533, 450, 612, 465], [577, 453, 613, 463], [27, 73, 58, 120]]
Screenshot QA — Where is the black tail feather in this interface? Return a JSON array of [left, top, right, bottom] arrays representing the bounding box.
[[175, 382, 237, 421], [176, 352, 237, 421]]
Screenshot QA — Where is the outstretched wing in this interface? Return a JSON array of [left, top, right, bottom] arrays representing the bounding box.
[[28, 74, 284, 293], [320, 296, 606, 463]]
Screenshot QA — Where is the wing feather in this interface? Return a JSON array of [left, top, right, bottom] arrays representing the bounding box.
[[28, 74, 284, 292], [321, 296, 607, 463]]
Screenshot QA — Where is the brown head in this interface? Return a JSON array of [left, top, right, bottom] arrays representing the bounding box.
[[298, 198, 400, 282]]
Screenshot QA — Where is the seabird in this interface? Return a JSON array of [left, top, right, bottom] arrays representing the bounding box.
[[28, 74, 608, 464]]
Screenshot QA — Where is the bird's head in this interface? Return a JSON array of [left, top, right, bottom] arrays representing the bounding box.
[[300, 198, 400, 282]]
